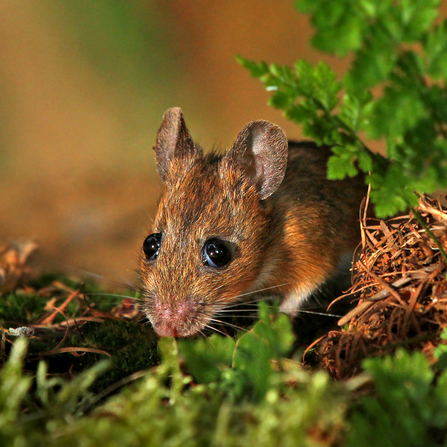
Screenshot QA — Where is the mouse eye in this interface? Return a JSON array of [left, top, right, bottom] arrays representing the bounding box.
[[202, 238, 232, 268], [143, 233, 162, 261]]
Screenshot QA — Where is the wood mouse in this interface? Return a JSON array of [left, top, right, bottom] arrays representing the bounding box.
[[139, 107, 367, 337]]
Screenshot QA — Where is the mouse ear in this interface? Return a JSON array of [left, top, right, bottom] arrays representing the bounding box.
[[225, 120, 288, 200], [154, 108, 197, 181]]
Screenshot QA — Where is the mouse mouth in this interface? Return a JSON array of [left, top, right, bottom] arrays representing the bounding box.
[[146, 295, 211, 338]]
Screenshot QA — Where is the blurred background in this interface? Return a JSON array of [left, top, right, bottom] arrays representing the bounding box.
[[1, 1, 444, 283]]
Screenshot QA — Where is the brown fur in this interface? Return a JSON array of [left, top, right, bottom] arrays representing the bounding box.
[[140, 108, 367, 337]]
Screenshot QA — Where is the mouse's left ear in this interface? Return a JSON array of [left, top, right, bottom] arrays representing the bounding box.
[[224, 120, 288, 200], [154, 107, 198, 182]]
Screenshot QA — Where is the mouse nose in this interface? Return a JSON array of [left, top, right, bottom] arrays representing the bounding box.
[[149, 296, 201, 337], [153, 323, 178, 338]]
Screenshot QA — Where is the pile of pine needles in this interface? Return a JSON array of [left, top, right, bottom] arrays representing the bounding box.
[[316, 195, 447, 379]]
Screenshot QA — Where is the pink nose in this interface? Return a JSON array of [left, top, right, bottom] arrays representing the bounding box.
[[150, 297, 197, 337], [153, 322, 178, 337]]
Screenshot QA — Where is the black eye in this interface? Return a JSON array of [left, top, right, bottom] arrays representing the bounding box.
[[143, 233, 162, 261], [202, 238, 232, 268]]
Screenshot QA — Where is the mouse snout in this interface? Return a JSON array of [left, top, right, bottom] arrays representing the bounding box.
[[149, 295, 206, 338]]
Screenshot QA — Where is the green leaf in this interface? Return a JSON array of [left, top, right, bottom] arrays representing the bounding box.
[[54, 359, 110, 416], [232, 303, 294, 400], [157, 337, 190, 404], [295, 0, 365, 56], [348, 350, 439, 447], [36, 361, 65, 408], [347, 35, 397, 91], [358, 0, 393, 18], [313, 62, 341, 112], [294, 59, 316, 97], [424, 85, 447, 123], [433, 328, 447, 370], [398, 0, 439, 42], [369, 164, 419, 217], [433, 369, 447, 427], [363, 350, 434, 404], [339, 90, 373, 133], [236, 55, 269, 79], [357, 150, 373, 172], [367, 85, 426, 140], [178, 334, 235, 384], [327, 145, 359, 179], [0, 338, 32, 430], [424, 19, 447, 79], [270, 90, 294, 109]]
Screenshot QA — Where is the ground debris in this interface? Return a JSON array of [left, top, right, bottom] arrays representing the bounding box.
[[0, 258, 146, 366], [0, 240, 38, 294], [316, 195, 447, 379]]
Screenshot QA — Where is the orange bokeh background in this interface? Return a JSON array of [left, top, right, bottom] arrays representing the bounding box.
[[1, 1, 445, 283]]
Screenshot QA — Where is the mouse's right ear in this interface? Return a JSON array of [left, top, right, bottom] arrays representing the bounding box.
[[154, 107, 197, 181], [224, 120, 288, 200]]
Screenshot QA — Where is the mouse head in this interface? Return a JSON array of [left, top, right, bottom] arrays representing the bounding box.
[[140, 108, 288, 337]]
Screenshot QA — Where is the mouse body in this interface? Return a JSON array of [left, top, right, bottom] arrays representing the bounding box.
[[140, 108, 367, 337]]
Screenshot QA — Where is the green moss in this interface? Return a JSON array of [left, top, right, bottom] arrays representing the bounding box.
[[0, 291, 48, 325], [1, 273, 159, 401], [2, 284, 447, 446]]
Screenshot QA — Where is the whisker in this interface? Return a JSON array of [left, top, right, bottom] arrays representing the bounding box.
[[203, 324, 230, 337], [297, 309, 342, 318], [136, 314, 150, 325], [226, 282, 295, 301], [217, 298, 276, 309], [215, 315, 259, 320], [39, 255, 143, 293], [116, 274, 139, 290], [197, 330, 215, 346], [84, 292, 143, 301], [208, 318, 247, 333], [214, 309, 259, 318], [207, 284, 291, 307], [216, 303, 261, 310], [214, 307, 259, 315], [213, 283, 226, 292]]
